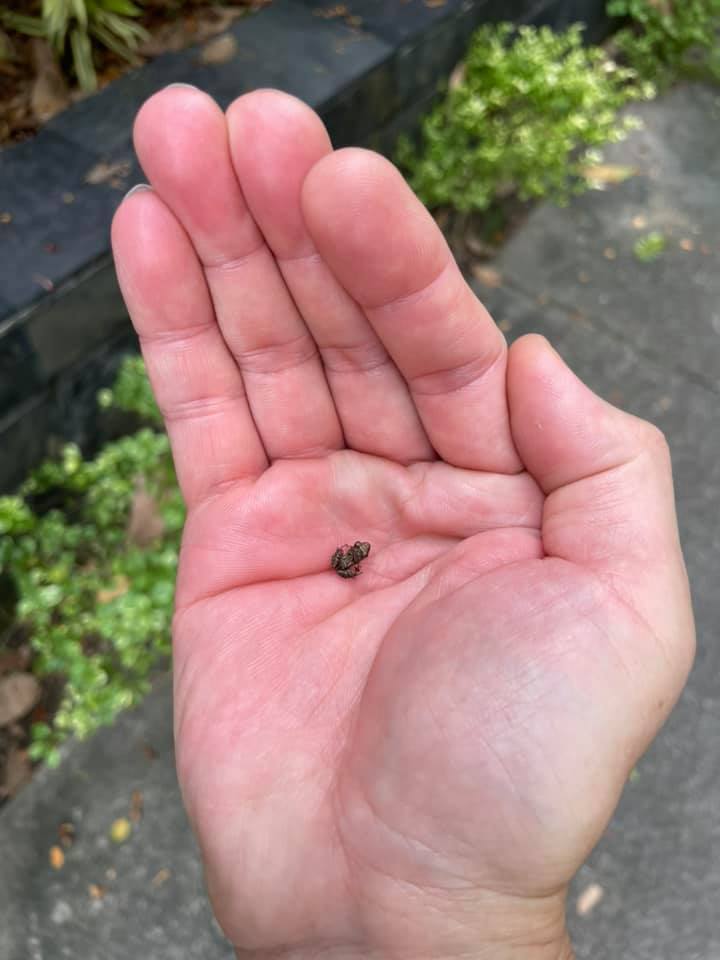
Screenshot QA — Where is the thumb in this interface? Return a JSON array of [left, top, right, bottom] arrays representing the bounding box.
[[507, 334, 694, 687]]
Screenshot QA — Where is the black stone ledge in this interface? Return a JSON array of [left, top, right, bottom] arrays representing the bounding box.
[[0, 0, 610, 492]]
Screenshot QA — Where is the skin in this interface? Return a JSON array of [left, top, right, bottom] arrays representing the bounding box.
[[111, 86, 695, 960]]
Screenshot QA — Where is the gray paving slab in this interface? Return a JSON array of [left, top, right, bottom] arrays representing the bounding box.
[[1, 83, 718, 960], [0, 676, 232, 960]]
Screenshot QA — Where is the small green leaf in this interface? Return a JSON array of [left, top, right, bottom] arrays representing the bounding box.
[[634, 231, 667, 262]]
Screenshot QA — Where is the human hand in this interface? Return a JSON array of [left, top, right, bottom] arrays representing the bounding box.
[[111, 86, 694, 960]]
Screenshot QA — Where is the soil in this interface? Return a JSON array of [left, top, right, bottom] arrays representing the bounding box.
[[0, 0, 270, 146]]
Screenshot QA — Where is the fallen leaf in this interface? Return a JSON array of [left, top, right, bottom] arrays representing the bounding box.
[[58, 822, 76, 848], [425, 0, 447, 6], [0, 747, 32, 798], [577, 271, 590, 284], [88, 883, 106, 900], [199, 33, 238, 65], [631, 214, 648, 230], [0, 212, 12, 224], [96, 575, 131, 605], [583, 164, 637, 189], [0, 647, 30, 677], [0, 673, 41, 726], [152, 868, 171, 887], [49, 845, 65, 870], [471, 264, 503, 288], [32, 273, 54, 292], [313, 4, 349, 16], [576, 883, 604, 916], [30, 38, 70, 123], [130, 790, 144, 823], [61, 192, 75, 204], [110, 817, 132, 844], [679, 238, 695, 252], [449, 61, 465, 90], [126, 478, 165, 548], [603, 247, 617, 260], [84, 160, 131, 186]]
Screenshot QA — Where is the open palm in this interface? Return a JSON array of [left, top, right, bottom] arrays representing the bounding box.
[[112, 88, 694, 959]]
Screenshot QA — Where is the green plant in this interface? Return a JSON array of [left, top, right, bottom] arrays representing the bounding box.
[[0, 0, 148, 91], [634, 230, 667, 261], [0, 355, 182, 766], [396, 23, 653, 214], [608, 0, 720, 87]]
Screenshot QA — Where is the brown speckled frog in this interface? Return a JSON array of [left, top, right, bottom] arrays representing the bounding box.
[[330, 541, 371, 579]]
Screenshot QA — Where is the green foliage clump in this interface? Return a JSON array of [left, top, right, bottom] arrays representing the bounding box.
[[98, 353, 163, 426], [0, 0, 148, 91], [396, 23, 653, 214], [608, 0, 720, 88], [633, 230, 667, 261], [0, 355, 181, 767]]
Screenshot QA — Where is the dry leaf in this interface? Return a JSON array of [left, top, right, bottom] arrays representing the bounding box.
[[583, 164, 637, 188], [424, 0, 447, 7], [449, 61, 466, 90], [32, 273, 54, 291], [313, 4, 349, 16], [603, 247, 617, 260], [96, 575, 131, 605], [679, 238, 695, 252], [0, 212, 12, 224], [0, 673, 41, 726], [110, 817, 132, 843], [152, 868, 171, 887], [576, 883, 604, 916], [471, 264, 503, 288], [0, 747, 32, 798], [130, 790, 144, 823], [30, 38, 70, 123], [58, 822, 76, 848], [199, 33, 238, 65], [631, 214, 648, 230], [126, 478, 165, 548], [49, 845, 65, 870], [85, 160, 131, 186], [88, 883, 106, 900], [0, 647, 30, 677]]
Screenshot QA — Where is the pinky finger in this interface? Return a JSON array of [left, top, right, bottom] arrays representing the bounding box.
[[111, 187, 268, 506]]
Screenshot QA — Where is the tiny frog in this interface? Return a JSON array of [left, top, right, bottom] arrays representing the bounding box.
[[330, 541, 371, 579]]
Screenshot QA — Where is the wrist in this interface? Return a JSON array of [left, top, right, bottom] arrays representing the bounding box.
[[234, 932, 574, 960]]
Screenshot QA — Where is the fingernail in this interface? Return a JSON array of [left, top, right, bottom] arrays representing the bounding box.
[[165, 82, 200, 92], [123, 183, 151, 201]]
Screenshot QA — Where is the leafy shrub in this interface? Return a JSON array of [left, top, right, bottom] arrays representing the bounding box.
[[0, 355, 182, 766], [0, 0, 148, 91], [396, 23, 653, 214], [608, 0, 720, 88]]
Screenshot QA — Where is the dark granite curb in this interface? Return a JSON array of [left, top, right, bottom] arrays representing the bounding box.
[[0, 0, 610, 492]]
